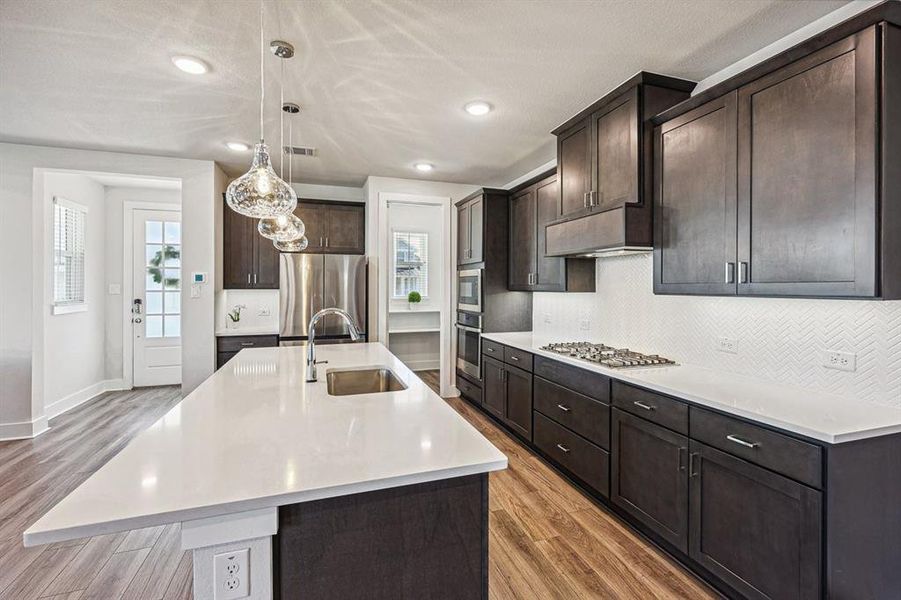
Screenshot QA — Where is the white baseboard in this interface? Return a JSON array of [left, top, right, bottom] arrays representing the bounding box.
[[407, 359, 440, 372], [45, 378, 130, 420], [0, 416, 49, 441]]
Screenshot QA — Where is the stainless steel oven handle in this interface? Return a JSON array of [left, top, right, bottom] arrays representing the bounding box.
[[454, 323, 482, 333]]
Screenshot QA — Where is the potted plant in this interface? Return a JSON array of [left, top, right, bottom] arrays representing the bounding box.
[[407, 291, 422, 311], [226, 304, 245, 329]]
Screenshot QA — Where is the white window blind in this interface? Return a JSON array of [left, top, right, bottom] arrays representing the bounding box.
[[393, 231, 428, 298], [53, 197, 87, 313]]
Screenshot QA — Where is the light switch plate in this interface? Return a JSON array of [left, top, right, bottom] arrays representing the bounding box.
[[108, 283, 121, 295], [213, 548, 249, 599]]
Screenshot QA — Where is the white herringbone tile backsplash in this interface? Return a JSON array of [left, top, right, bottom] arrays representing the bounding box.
[[533, 253, 901, 408]]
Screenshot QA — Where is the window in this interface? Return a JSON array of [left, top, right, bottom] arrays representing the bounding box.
[[52, 197, 87, 314], [144, 219, 182, 338], [393, 231, 428, 298]]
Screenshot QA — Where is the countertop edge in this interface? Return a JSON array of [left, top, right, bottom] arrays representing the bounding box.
[[481, 332, 901, 444], [23, 457, 508, 547]]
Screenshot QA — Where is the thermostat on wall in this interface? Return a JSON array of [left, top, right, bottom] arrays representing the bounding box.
[[192, 272, 207, 284]]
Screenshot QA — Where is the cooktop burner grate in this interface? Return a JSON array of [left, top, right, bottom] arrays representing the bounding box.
[[539, 342, 677, 369]]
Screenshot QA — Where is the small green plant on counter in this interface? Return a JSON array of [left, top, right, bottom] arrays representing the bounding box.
[[227, 304, 245, 323]]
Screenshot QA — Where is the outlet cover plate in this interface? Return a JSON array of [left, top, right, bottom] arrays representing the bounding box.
[[824, 349, 857, 372], [716, 337, 738, 354], [214, 548, 249, 599]]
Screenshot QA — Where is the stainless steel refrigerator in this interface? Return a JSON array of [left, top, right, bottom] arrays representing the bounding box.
[[279, 254, 368, 342]]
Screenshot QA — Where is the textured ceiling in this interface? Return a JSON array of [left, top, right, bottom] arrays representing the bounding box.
[[0, 0, 847, 187]]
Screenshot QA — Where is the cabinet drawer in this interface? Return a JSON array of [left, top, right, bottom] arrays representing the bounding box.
[[690, 407, 822, 489], [217, 335, 279, 353], [534, 412, 610, 496], [504, 346, 532, 371], [533, 356, 610, 403], [534, 377, 610, 449], [612, 381, 688, 435], [456, 375, 481, 403], [482, 339, 504, 358]]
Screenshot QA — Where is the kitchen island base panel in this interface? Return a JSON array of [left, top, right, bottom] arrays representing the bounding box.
[[276, 473, 488, 600]]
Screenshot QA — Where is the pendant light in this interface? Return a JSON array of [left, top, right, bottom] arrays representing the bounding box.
[[225, 4, 297, 218], [274, 235, 309, 252]]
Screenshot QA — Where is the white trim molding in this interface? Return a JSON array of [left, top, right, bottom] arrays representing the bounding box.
[[0, 416, 49, 441], [44, 378, 129, 420]]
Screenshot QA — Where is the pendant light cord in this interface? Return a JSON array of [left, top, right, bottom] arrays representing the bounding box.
[[288, 116, 293, 184], [259, 2, 265, 143], [280, 58, 285, 177]]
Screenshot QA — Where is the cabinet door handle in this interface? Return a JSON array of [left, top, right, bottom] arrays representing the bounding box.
[[556, 443, 571, 454], [254, 273, 258, 284], [589, 190, 598, 206], [583, 192, 589, 208], [726, 434, 759, 449], [557, 404, 571, 412], [325, 237, 329, 248], [247, 273, 251, 284], [738, 262, 748, 284], [319, 237, 323, 247], [678, 447, 687, 472], [633, 400, 655, 411], [689, 452, 699, 477], [725, 262, 735, 284]]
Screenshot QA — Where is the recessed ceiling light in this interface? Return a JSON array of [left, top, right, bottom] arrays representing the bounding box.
[[171, 55, 209, 75], [464, 101, 492, 116], [226, 142, 250, 152], [414, 163, 434, 172]]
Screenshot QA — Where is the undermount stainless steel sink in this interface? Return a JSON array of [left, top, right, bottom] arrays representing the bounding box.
[[326, 368, 407, 396]]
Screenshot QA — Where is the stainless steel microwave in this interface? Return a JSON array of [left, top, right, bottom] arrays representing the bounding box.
[[457, 269, 482, 313]]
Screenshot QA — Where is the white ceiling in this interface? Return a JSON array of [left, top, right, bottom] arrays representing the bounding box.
[[0, 0, 847, 187]]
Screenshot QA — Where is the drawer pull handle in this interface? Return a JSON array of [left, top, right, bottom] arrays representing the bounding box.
[[633, 401, 655, 411], [726, 435, 759, 449], [510, 355, 519, 361], [240, 342, 254, 347], [486, 347, 495, 352], [556, 444, 571, 454], [557, 404, 571, 412]]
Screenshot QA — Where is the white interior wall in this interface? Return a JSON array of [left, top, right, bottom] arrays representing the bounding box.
[[0, 142, 218, 440], [38, 173, 107, 419]]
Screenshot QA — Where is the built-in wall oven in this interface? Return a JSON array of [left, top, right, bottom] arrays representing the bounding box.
[[457, 269, 482, 313], [455, 311, 482, 380]]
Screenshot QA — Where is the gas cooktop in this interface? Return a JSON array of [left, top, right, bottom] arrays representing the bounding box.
[[539, 342, 677, 369]]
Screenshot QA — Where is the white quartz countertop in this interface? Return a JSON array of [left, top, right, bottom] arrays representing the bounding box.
[[24, 343, 507, 547], [482, 332, 901, 444]]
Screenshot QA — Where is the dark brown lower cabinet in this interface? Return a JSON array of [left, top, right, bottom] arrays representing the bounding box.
[[481, 356, 505, 420], [481, 355, 533, 441], [689, 441, 822, 600], [611, 408, 689, 552]]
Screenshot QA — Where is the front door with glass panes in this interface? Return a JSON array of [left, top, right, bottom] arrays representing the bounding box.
[[132, 209, 182, 386]]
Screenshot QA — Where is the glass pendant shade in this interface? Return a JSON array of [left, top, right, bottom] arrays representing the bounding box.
[[225, 143, 297, 218], [258, 212, 305, 242], [274, 235, 308, 253]]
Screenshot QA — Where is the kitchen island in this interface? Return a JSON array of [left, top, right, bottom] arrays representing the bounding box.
[[24, 343, 507, 600]]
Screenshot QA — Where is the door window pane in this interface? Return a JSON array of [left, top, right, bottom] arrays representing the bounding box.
[[164, 269, 180, 290], [163, 245, 181, 267], [146, 244, 163, 267], [164, 292, 180, 314], [146, 221, 163, 243], [164, 221, 181, 244], [146, 269, 163, 291], [164, 315, 181, 338], [145, 315, 163, 338], [145, 292, 163, 314]]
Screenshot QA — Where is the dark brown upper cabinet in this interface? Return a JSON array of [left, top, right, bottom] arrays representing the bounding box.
[[457, 194, 484, 266], [654, 18, 901, 299], [508, 172, 594, 292], [222, 195, 280, 289], [654, 93, 738, 295], [292, 200, 365, 255], [548, 73, 694, 257]]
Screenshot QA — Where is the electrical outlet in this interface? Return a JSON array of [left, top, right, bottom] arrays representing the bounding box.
[[214, 548, 249, 599], [579, 319, 590, 332], [824, 349, 857, 372], [543, 312, 551, 325], [258, 306, 271, 317], [716, 337, 738, 354]]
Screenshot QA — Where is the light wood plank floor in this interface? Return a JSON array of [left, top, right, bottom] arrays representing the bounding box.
[[0, 373, 715, 599]]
